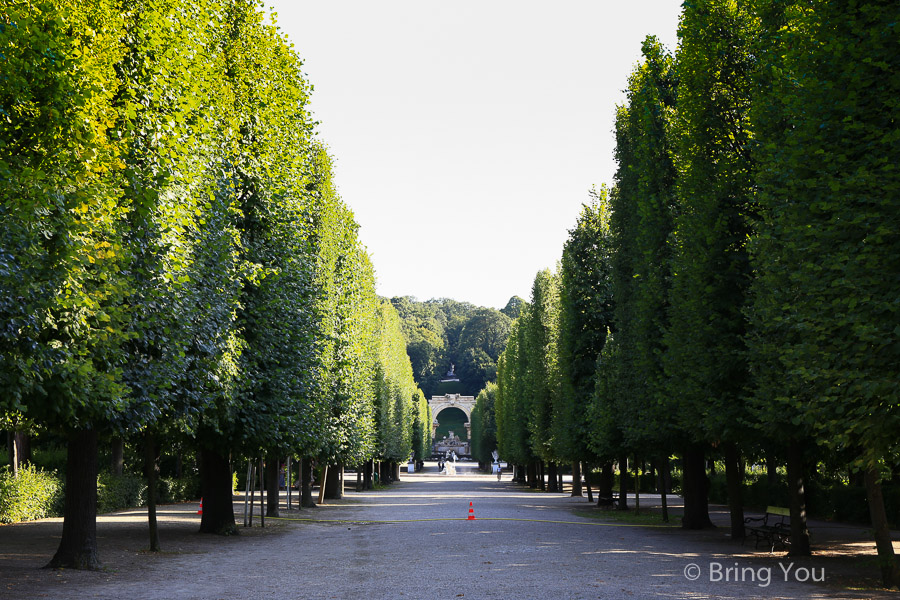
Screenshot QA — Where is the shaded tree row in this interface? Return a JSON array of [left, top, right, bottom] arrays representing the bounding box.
[[493, 0, 899, 588], [0, 0, 424, 569]]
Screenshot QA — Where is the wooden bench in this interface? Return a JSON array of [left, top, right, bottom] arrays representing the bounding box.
[[744, 506, 791, 552]]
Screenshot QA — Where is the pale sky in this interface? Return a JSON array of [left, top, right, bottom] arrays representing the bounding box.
[[267, 1, 682, 309]]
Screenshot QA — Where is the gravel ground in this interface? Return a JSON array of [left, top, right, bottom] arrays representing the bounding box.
[[1, 462, 896, 599]]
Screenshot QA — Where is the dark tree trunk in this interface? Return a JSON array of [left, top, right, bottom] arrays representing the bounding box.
[[379, 461, 392, 485], [527, 462, 537, 488], [363, 459, 373, 490], [633, 457, 640, 515], [597, 461, 614, 502], [198, 447, 238, 535], [547, 462, 559, 492], [571, 462, 583, 497], [682, 445, 714, 529], [765, 448, 778, 499], [47, 429, 100, 569], [724, 442, 745, 540], [265, 454, 279, 517], [539, 461, 546, 491], [110, 436, 124, 476], [786, 440, 811, 555], [301, 457, 315, 507], [617, 455, 628, 511], [7, 431, 31, 477], [143, 431, 160, 552], [658, 455, 669, 523], [584, 463, 594, 503], [864, 468, 900, 588], [324, 462, 343, 499]]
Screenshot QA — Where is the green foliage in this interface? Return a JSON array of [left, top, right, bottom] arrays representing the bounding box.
[[556, 187, 615, 463], [747, 0, 900, 474], [157, 476, 201, 504], [392, 297, 513, 397], [522, 270, 560, 462], [0, 465, 63, 523], [373, 300, 418, 463], [96, 472, 144, 514], [496, 317, 534, 466], [471, 382, 498, 465], [664, 1, 757, 448]]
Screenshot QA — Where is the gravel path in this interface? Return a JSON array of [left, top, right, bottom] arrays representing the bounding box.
[[1, 463, 894, 599]]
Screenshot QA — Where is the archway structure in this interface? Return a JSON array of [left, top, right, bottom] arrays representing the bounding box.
[[429, 394, 476, 454]]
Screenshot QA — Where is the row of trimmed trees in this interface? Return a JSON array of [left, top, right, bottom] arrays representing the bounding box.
[[490, 0, 899, 588], [0, 0, 428, 570]]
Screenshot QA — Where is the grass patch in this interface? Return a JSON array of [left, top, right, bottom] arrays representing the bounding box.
[[573, 507, 678, 527]]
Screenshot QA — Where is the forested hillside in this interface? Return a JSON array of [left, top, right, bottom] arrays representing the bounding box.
[[390, 296, 519, 398]]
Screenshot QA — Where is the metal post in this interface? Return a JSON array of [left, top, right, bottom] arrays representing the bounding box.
[[286, 456, 292, 510], [259, 457, 265, 527], [243, 460, 253, 527]]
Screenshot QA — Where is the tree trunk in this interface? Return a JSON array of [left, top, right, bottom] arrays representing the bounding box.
[[786, 440, 811, 555], [682, 445, 713, 529], [111, 436, 124, 476], [539, 461, 546, 491], [301, 457, 315, 507], [584, 463, 593, 503], [547, 462, 558, 492], [363, 459, 373, 490], [864, 468, 900, 588], [724, 442, 745, 540], [324, 463, 343, 500], [8, 431, 17, 478], [143, 431, 160, 552], [265, 454, 279, 517], [571, 462, 583, 497], [598, 461, 614, 503], [617, 455, 628, 511], [47, 429, 100, 569], [7, 431, 31, 477], [633, 457, 640, 515], [658, 455, 669, 523], [527, 462, 537, 488], [198, 447, 238, 535]]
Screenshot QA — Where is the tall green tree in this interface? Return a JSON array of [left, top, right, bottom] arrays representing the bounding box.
[[555, 188, 615, 477], [496, 316, 534, 475], [0, 0, 131, 569], [664, 1, 758, 534], [748, 1, 900, 582], [471, 382, 498, 466], [373, 299, 418, 468]]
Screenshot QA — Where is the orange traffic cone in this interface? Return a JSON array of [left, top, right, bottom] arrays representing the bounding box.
[[198, 498, 203, 515], [467, 501, 475, 520]]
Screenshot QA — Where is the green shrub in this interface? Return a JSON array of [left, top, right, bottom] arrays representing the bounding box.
[[0, 465, 64, 523], [158, 476, 201, 503], [97, 472, 145, 513]]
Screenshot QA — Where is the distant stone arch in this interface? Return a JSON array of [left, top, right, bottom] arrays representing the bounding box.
[[429, 393, 476, 442]]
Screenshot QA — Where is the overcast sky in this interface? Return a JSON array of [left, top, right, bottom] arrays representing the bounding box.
[[266, 1, 682, 309]]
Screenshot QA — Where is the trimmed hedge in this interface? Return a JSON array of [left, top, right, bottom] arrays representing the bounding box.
[[0, 465, 64, 523]]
